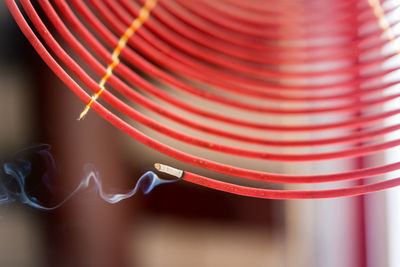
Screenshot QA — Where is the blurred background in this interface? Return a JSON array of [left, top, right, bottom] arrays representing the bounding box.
[[1, 1, 400, 267]]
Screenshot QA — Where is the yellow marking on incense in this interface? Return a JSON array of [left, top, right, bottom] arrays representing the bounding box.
[[368, 0, 396, 42], [78, 0, 157, 120]]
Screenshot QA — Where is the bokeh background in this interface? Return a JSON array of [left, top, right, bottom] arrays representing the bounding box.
[[0, 1, 400, 267]]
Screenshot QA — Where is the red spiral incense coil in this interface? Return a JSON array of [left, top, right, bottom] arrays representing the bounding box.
[[6, 0, 400, 199]]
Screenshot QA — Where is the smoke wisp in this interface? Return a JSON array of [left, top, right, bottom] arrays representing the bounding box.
[[0, 144, 177, 210]]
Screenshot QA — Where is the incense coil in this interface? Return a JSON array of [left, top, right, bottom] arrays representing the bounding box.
[[6, 0, 400, 198]]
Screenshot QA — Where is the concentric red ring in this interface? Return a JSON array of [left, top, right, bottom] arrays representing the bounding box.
[[6, 0, 400, 199]]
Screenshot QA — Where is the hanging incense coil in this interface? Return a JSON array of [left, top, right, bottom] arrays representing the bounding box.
[[6, 0, 400, 198]]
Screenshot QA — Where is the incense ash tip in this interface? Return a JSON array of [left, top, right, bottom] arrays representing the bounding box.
[[154, 163, 183, 179], [77, 111, 88, 121], [154, 163, 161, 171]]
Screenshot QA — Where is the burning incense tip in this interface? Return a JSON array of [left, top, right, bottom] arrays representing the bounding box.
[[154, 163, 184, 179], [77, 108, 89, 120]]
